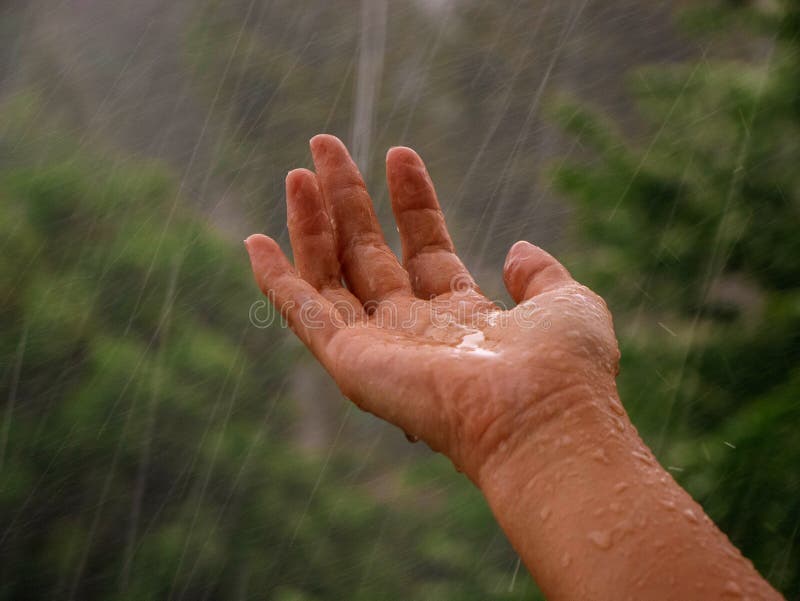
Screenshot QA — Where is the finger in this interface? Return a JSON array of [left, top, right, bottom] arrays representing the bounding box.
[[285, 169, 363, 317], [245, 234, 342, 357], [286, 168, 340, 288], [386, 146, 478, 299], [310, 134, 412, 304], [503, 241, 573, 303]]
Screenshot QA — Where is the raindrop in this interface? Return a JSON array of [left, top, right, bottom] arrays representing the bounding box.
[[723, 580, 743, 597], [614, 481, 630, 493], [608, 397, 625, 416], [539, 506, 552, 521], [659, 499, 676, 511], [587, 530, 612, 549], [683, 508, 698, 523], [560, 552, 571, 567], [591, 448, 610, 464]]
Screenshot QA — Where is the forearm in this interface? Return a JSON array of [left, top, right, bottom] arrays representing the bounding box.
[[476, 383, 783, 601]]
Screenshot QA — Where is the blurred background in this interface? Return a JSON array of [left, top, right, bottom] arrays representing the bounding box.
[[1, 0, 798, 599]]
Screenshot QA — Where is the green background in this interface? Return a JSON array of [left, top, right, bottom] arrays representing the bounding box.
[[1, 1, 798, 599]]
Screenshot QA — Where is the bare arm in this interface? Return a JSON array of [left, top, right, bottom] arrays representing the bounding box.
[[245, 134, 782, 600], [478, 384, 779, 600]]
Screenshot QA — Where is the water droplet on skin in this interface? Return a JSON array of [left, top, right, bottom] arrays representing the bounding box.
[[587, 530, 612, 549], [659, 499, 676, 511], [615, 518, 633, 536], [631, 450, 651, 464], [405, 432, 419, 443], [614, 481, 629, 493], [723, 580, 743, 597], [608, 397, 625, 416], [560, 552, 571, 567], [539, 506, 552, 521], [683, 508, 698, 523], [455, 329, 499, 357], [591, 448, 610, 464]]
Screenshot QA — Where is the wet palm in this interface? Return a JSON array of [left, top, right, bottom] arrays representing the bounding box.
[[245, 135, 620, 480]]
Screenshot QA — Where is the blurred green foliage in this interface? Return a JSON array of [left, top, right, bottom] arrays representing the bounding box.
[[0, 88, 533, 599], [1, 0, 798, 599], [550, 0, 800, 596]]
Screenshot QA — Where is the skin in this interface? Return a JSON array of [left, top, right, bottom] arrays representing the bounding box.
[[245, 134, 783, 600]]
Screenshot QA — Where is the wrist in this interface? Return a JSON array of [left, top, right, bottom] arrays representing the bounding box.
[[472, 376, 626, 497], [471, 382, 784, 601]]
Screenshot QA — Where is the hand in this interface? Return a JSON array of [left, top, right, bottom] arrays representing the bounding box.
[[245, 134, 621, 482]]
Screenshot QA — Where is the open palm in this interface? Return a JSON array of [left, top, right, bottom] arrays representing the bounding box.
[[246, 135, 619, 479]]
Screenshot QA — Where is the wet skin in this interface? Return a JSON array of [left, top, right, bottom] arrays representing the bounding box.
[[246, 134, 783, 600]]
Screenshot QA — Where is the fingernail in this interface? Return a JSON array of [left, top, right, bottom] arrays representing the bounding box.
[[285, 169, 307, 195], [386, 146, 419, 166], [309, 134, 328, 157]]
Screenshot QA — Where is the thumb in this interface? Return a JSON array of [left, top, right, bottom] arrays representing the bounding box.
[[503, 241, 573, 303]]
